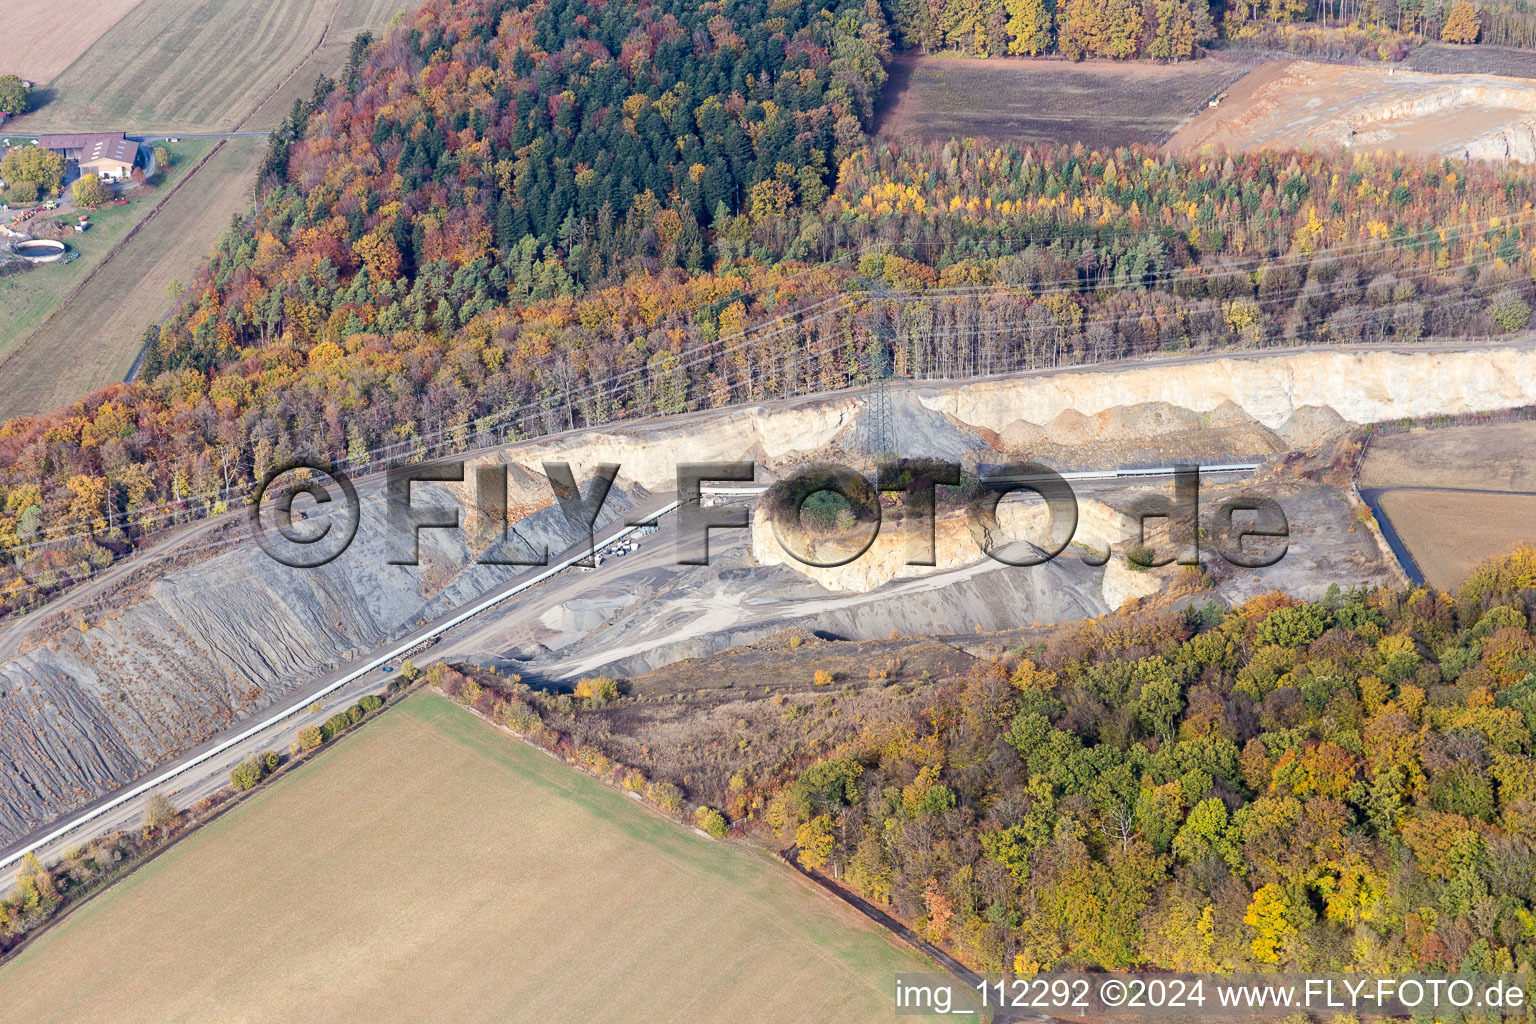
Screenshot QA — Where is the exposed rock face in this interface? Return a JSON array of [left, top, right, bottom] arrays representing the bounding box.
[[750, 496, 1140, 607], [0, 343, 1527, 843], [913, 347, 1536, 434]]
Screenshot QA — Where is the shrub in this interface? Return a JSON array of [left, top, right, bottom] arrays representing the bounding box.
[[647, 781, 685, 812], [694, 806, 729, 839], [5, 180, 38, 204], [1127, 545, 1157, 571], [1489, 289, 1530, 332], [499, 700, 541, 733], [261, 750, 280, 772], [358, 694, 383, 713], [229, 756, 267, 792], [575, 744, 613, 775], [813, 669, 834, 686], [320, 711, 355, 740], [296, 725, 324, 751], [574, 676, 621, 702]]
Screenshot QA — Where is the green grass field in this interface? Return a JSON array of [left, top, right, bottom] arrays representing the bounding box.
[[0, 139, 215, 367], [0, 138, 264, 420], [15, 0, 406, 133], [0, 693, 950, 1022]]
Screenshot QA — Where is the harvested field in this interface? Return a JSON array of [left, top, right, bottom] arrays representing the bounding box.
[[1359, 421, 1536, 589], [1402, 43, 1536, 78], [1167, 58, 1536, 161], [0, 0, 145, 83], [13, 0, 405, 133], [0, 138, 264, 420], [1358, 421, 1536, 491], [1374, 488, 1536, 590], [875, 53, 1254, 149], [245, 0, 410, 130], [0, 693, 948, 1023]]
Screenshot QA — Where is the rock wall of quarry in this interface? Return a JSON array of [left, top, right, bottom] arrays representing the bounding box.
[[749, 496, 1142, 605], [1462, 122, 1536, 163], [491, 346, 1536, 491], [912, 347, 1536, 438], [2, 343, 1532, 844]]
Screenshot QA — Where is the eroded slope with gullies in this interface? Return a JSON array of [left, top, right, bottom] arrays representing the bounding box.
[[0, 484, 643, 843]]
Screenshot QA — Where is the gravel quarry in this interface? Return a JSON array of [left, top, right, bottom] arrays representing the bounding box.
[[1168, 59, 1536, 161], [4, 343, 1536, 844]]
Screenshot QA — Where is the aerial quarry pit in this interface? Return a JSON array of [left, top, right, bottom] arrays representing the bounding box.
[[7, 342, 1536, 849], [1171, 58, 1536, 160], [13, 0, 1536, 1011]]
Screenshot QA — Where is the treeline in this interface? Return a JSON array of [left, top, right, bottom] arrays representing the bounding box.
[[888, 0, 1215, 60], [6, 132, 1536, 617], [743, 553, 1536, 974], [886, 0, 1536, 62]]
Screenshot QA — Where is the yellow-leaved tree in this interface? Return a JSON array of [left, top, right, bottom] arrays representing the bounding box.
[[1004, 0, 1054, 54], [72, 173, 108, 208], [1442, 0, 1482, 42]]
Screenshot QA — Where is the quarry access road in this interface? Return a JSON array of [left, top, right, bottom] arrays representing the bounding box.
[[0, 491, 684, 874]]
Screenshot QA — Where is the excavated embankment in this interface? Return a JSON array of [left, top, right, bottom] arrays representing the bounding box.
[[1, 343, 1533, 843]]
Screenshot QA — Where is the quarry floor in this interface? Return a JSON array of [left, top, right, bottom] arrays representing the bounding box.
[[1166, 59, 1536, 160]]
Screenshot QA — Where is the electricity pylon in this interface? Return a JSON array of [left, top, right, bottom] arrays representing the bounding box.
[[856, 280, 897, 479]]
